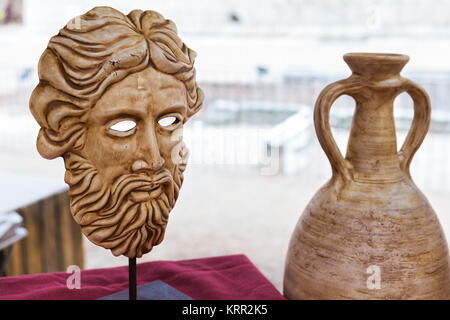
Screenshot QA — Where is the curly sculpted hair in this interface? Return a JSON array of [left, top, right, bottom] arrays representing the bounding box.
[[30, 7, 204, 159]]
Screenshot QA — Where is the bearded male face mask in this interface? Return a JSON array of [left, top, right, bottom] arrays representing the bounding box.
[[29, 7, 204, 258]]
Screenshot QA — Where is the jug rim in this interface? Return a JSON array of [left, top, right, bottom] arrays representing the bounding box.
[[344, 52, 409, 60], [343, 52, 410, 78]]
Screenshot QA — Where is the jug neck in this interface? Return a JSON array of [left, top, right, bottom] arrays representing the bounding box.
[[345, 85, 404, 182], [341, 53, 410, 182]]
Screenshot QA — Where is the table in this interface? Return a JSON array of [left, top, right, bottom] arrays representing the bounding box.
[[0, 171, 67, 214], [0, 211, 27, 276], [0, 171, 83, 276], [0, 254, 285, 300]]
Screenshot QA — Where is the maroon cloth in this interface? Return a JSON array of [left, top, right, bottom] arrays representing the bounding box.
[[0, 254, 285, 300]]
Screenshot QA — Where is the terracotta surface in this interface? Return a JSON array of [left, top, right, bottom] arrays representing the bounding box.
[[284, 53, 450, 299], [29, 7, 203, 258]]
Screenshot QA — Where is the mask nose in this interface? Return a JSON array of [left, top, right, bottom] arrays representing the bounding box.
[[132, 125, 165, 173], [131, 157, 165, 173]]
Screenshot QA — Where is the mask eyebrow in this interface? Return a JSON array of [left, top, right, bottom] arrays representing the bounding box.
[[157, 105, 187, 118], [95, 105, 147, 123]]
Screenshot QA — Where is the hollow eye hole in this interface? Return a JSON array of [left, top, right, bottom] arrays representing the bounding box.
[[109, 120, 136, 133], [158, 116, 178, 128]]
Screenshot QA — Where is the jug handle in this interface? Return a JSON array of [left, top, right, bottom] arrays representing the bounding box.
[[314, 79, 359, 181], [398, 79, 431, 178]]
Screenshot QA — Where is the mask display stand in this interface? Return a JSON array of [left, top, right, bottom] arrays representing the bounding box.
[[129, 258, 137, 300]]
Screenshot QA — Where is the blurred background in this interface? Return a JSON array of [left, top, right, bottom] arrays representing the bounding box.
[[1, 0, 450, 291]]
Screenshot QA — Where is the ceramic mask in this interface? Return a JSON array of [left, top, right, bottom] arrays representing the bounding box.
[[29, 7, 204, 258]]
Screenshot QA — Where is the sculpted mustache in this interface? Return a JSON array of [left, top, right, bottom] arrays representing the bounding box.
[[111, 168, 173, 194], [71, 168, 174, 221], [97, 168, 173, 217]]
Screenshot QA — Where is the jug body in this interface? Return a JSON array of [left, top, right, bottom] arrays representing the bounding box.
[[284, 53, 450, 299]]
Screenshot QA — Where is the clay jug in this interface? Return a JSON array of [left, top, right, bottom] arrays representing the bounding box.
[[284, 53, 450, 299]]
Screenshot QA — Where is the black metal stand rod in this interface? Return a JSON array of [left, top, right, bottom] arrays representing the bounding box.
[[129, 257, 137, 300]]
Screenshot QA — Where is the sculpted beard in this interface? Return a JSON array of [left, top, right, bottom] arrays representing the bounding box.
[[63, 152, 185, 258]]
